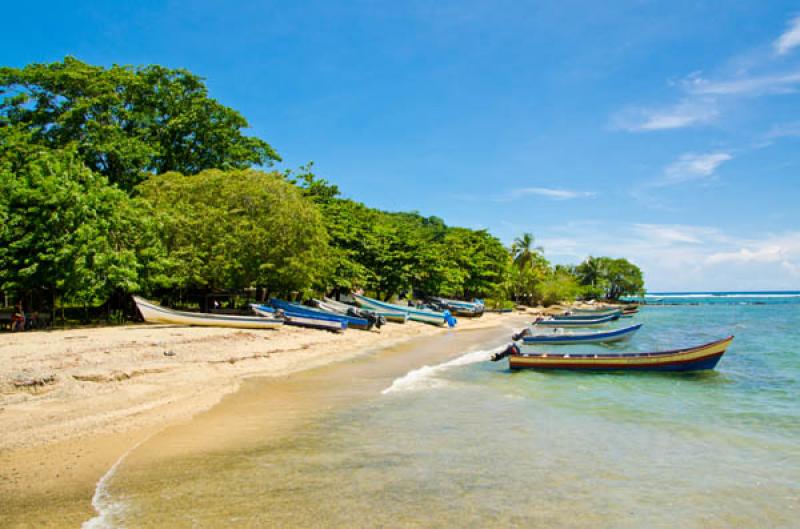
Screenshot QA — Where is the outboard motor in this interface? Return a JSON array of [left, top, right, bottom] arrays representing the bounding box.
[[491, 343, 520, 362], [511, 327, 531, 341]]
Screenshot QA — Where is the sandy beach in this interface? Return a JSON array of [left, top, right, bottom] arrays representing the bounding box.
[[0, 311, 530, 526]]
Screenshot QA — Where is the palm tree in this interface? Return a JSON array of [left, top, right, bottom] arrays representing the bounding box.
[[511, 232, 544, 270], [578, 256, 604, 287]]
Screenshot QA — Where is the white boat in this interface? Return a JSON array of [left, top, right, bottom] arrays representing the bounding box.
[[134, 296, 283, 329]]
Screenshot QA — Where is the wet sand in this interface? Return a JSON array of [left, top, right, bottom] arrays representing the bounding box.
[[0, 312, 530, 527]]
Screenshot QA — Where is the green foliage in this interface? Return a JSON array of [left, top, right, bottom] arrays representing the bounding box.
[[0, 57, 279, 191], [576, 256, 645, 300], [536, 268, 582, 307], [0, 146, 163, 304], [138, 169, 329, 295]]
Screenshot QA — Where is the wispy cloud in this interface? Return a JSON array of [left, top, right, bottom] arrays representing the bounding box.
[[493, 187, 596, 201], [658, 152, 732, 186], [613, 98, 718, 131], [775, 15, 800, 55], [613, 14, 800, 132], [685, 71, 800, 96]]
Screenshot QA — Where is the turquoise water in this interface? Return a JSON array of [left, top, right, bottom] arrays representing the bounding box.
[[94, 301, 799, 528]]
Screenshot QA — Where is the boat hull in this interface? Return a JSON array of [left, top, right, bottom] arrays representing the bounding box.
[[252, 305, 345, 332], [534, 315, 616, 327], [521, 323, 642, 345], [134, 297, 283, 329], [353, 294, 447, 326], [509, 336, 733, 371], [326, 297, 409, 323], [269, 299, 369, 329]]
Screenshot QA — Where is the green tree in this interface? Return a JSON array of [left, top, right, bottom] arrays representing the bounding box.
[[575, 256, 644, 300], [0, 145, 163, 308], [511, 232, 544, 270], [138, 169, 329, 296], [0, 57, 279, 191]]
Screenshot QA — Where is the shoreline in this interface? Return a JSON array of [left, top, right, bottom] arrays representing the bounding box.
[[0, 311, 532, 526]]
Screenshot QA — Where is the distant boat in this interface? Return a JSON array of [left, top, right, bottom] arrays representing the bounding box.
[[517, 323, 642, 345], [269, 298, 374, 329], [553, 309, 621, 320], [353, 294, 453, 326], [250, 304, 346, 332], [134, 296, 283, 329], [492, 336, 734, 371], [533, 314, 617, 327], [323, 297, 409, 323]]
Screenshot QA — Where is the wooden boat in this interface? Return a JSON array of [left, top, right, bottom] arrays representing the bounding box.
[[269, 298, 374, 330], [429, 297, 484, 317], [134, 296, 283, 329], [492, 336, 734, 371], [251, 304, 346, 332], [517, 323, 642, 345], [533, 314, 617, 327], [323, 297, 409, 323], [553, 309, 621, 320], [353, 294, 453, 326]]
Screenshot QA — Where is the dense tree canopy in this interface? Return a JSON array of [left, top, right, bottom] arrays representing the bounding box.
[[0, 57, 279, 191], [0, 145, 163, 305], [138, 169, 329, 295]]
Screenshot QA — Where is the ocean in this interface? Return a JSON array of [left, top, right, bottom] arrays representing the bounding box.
[[85, 294, 799, 528]]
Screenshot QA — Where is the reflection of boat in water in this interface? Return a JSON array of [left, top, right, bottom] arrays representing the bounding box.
[[134, 296, 283, 329], [492, 336, 734, 372], [516, 323, 642, 345]]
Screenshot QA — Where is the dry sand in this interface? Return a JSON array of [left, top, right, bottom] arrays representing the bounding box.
[[0, 310, 535, 525]]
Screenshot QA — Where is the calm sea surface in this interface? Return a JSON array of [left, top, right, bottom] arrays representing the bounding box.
[[87, 295, 799, 528]]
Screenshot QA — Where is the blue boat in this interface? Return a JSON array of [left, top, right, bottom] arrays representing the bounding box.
[[353, 294, 456, 326], [518, 323, 642, 345], [251, 304, 346, 332], [533, 313, 617, 327], [269, 299, 374, 330]]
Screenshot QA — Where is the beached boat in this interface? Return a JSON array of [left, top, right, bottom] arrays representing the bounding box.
[[533, 314, 617, 327], [270, 298, 374, 329], [323, 297, 409, 323], [134, 296, 283, 329], [353, 294, 454, 326], [429, 297, 484, 317], [251, 304, 347, 332], [517, 323, 642, 345], [491, 336, 734, 371], [314, 299, 388, 328], [553, 309, 621, 320]]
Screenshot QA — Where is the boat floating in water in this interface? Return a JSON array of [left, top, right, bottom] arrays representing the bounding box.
[[515, 323, 642, 345], [491, 336, 733, 371], [553, 309, 621, 321], [134, 296, 283, 329], [533, 314, 617, 327]]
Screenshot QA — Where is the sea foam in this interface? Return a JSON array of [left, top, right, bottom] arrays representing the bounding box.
[[382, 344, 507, 394], [82, 435, 151, 529]]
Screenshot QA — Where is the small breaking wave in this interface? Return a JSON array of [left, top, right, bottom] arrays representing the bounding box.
[[82, 435, 151, 529], [382, 345, 507, 395]]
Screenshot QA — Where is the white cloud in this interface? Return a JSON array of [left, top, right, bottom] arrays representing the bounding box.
[[531, 222, 800, 291], [613, 98, 719, 131], [685, 72, 800, 96], [494, 187, 596, 201], [656, 152, 732, 186], [775, 15, 800, 55]]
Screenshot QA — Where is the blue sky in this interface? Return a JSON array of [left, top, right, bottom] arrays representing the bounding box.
[[3, 1, 800, 291]]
